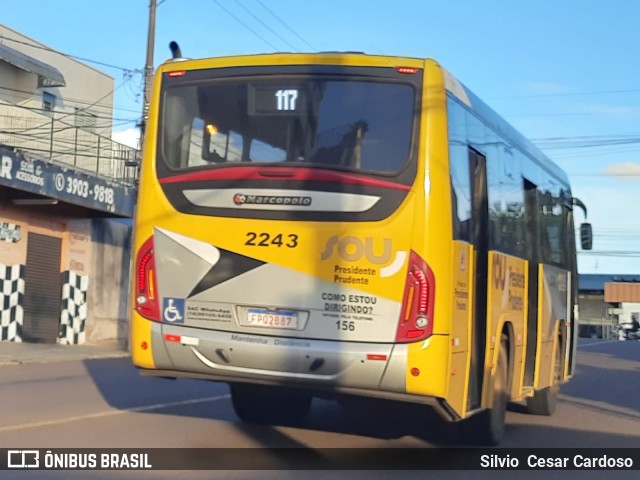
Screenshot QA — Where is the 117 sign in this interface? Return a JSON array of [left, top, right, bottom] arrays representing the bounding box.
[[275, 89, 299, 111]]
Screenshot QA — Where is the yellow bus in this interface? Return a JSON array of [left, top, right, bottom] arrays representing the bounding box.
[[131, 51, 592, 445]]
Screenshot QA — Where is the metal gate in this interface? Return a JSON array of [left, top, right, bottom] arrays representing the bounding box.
[[21, 233, 62, 343]]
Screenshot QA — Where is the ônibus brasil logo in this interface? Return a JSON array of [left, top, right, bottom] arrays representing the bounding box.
[[233, 193, 312, 206]]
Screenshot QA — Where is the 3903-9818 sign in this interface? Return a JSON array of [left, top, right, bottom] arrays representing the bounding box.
[[0, 148, 135, 217], [55, 174, 115, 206]]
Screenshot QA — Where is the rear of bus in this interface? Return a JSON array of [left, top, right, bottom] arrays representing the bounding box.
[[131, 54, 452, 422]]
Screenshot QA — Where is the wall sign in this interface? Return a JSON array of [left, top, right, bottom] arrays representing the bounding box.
[[0, 148, 136, 217], [0, 222, 21, 243]]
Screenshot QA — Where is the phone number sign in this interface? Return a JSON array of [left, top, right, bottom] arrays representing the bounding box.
[[0, 148, 136, 217]]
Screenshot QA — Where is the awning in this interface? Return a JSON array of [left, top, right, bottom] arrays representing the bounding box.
[[0, 42, 65, 88]]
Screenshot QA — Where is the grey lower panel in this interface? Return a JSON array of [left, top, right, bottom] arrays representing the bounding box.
[[155, 325, 407, 391], [138, 367, 459, 422]]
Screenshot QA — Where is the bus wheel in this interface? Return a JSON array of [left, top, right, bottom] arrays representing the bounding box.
[[230, 384, 311, 425], [459, 337, 509, 445], [526, 338, 562, 415]]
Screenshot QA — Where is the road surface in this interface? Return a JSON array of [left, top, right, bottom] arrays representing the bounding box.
[[0, 338, 638, 478]]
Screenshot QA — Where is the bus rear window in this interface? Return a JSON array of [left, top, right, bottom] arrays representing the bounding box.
[[160, 77, 415, 174]]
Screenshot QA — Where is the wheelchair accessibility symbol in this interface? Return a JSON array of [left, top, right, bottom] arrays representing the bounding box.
[[162, 298, 185, 323]]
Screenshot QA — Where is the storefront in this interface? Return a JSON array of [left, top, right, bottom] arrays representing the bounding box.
[[0, 148, 135, 346]]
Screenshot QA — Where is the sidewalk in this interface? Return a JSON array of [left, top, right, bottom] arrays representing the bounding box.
[[0, 340, 130, 366]]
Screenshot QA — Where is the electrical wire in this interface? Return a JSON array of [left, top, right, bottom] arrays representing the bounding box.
[[256, 0, 317, 51], [211, 0, 279, 51], [0, 82, 131, 135], [491, 88, 640, 100], [0, 81, 142, 115], [234, 0, 299, 52], [0, 104, 139, 124], [0, 34, 140, 74]]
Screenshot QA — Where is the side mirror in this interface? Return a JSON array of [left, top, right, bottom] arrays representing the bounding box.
[[580, 223, 593, 250]]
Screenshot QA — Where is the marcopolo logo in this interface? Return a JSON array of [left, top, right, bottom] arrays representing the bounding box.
[[233, 193, 312, 206]]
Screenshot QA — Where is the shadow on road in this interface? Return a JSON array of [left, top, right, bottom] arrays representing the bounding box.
[[83, 352, 640, 450]]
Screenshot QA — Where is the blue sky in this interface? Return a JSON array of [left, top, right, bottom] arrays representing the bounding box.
[[2, 0, 640, 274]]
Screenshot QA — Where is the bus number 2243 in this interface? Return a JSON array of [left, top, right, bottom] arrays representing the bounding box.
[[245, 232, 299, 248]]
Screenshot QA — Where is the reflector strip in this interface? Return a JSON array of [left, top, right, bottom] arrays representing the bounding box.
[[148, 269, 156, 300], [164, 334, 200, 346], [366, 354, 388, 361], [406, 330, 424, 338], [404, 284, 415, 321]]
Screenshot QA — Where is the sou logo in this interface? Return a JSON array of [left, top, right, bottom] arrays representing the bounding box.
[[321, 235, 392, 264], [320, 235, 407, 278], [492, 254, 507, 290]]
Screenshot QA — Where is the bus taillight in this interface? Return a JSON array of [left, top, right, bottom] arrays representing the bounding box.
[[135, 236, 160, 321], [396, 66, 419, 74], [396, 250, 435, 342]]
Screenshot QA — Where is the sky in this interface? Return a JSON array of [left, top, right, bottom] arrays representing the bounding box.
[[2, 0, 640, 275]]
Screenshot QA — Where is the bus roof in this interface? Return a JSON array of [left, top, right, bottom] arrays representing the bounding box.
[[443, 69, 569, 186], [157, 52, 569, 187]]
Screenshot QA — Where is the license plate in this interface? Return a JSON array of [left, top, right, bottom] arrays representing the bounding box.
[[246, 309, 298, 329]]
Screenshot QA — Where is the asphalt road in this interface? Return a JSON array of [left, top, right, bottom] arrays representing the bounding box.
[[0, 338, 638, 479]]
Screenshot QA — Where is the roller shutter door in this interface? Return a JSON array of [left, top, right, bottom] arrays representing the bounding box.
[[22, 233, 62, 343]]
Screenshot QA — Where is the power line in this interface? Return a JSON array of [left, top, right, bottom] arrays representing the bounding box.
[[0, 82, 130, 136], [568, 173, 640, 178], [593, 228, 640, 233], [0, 84, 140, 117], [579, 251, 640, 257], [256, 0, 317, 52], [234, 0, 299, 51], [0, 35, 139, 74], [533, 135, 640, 150], [508, 111, 638, 119], [549, 146, 640, 160], [211, 0, 279, 51], [492, 88, 640, 100]]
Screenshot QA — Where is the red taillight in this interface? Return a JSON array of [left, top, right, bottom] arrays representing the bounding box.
[[396, 250, 435, 342], [137, 251, 153, 292], [135, 236, 160, 321], [396, 66, 419, 74], [167, 70, 186, 77]]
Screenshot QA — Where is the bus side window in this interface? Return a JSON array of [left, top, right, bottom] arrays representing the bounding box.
[[447, 98, 472, 242]]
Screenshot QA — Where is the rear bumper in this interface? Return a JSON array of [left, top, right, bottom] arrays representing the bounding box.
[[151, 324, 411, 389], [140, 323, 460, 422], [138, 366, 460, 421]]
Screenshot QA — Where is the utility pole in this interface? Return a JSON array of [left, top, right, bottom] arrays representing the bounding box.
[[141, 0, 157, 147]]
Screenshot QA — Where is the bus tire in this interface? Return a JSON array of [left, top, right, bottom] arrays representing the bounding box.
[[526, 337, 562, 416], [230, 384, 311, 425], [459, 337, 509, 445]]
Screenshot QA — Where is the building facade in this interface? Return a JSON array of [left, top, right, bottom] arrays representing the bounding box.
[[0, 24, 137, 347], [604, 282, 640, 339], [578, 274, 640, 339]]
